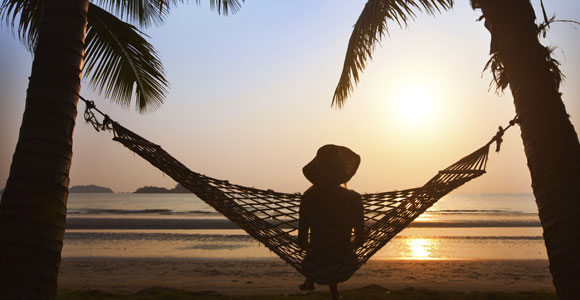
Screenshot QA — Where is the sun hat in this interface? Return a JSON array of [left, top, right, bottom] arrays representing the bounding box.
[[302, 144, 361, 185]]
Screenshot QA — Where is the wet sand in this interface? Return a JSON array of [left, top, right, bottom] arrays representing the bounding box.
[[58, 258, 554, 295]]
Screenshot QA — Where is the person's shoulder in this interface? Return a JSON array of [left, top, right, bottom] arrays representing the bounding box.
[[340, 187, 361, 200], [302, 186, 317, 199]]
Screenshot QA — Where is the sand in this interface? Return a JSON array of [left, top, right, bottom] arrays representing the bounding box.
[[58, 258, 554, 295]]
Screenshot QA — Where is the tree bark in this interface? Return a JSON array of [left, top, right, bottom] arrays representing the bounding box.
[[0, 0, 88, 298], [473, 0, 580, 298]]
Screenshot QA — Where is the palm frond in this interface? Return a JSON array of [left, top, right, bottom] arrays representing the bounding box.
[[332, 0, 453, 108], [85, 3, 169, 113], [90, 0, 244, 27], [0, 0, 41, 52], [197, 0, 244, 16], [3, 0, 240, 113], [90, 0, 172, 27], [484, 46, 563, 94]]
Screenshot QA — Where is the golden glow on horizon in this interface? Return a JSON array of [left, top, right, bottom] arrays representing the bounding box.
[[396, 86, 437, 126], [414, 215, 433, 222]]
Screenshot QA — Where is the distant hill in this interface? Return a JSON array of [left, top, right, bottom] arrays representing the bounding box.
[[134, 186, 171, 193], [134, 184, 191, 194], [69, 185, 114, 193]]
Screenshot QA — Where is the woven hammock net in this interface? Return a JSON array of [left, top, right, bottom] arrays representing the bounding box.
[[101, 119, 496, 282]]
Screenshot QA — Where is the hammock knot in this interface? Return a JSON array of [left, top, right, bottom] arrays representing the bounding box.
[[491, 115, 518, 152], [85, 100, 96, 110], [102, 115, 113, 131], [83, 100, 113, 132], [509, 115, 520, 126], [493, 126, 505, 152]]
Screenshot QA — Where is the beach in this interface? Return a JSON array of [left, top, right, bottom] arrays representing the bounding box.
[[58, 257, 554, 295], [57, 193, 554, 296]]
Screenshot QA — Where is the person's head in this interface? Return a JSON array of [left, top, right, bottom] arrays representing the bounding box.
[[302, 144, 360, 187]]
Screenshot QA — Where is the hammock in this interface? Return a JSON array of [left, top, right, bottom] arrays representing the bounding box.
[[81, 98, 515, 282]]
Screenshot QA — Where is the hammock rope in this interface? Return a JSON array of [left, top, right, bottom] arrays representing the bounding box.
[[78, 94, 518, 281]]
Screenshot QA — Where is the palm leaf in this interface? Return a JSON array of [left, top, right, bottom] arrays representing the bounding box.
[[85, 3, 169, 112], [332, 0, 453, 108], [0, 0, 41, 52], [91, 0, 244, 27], [198, 0, 244, 15], [90, 0, 172, 27], [2, 0, 243, 112]]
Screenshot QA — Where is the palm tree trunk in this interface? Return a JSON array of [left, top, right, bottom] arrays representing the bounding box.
[[473, 0, 580, 298], [0, 0, 88, 298]]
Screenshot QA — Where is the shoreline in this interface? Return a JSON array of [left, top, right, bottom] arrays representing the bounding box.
[[58, 257, 554, 295]]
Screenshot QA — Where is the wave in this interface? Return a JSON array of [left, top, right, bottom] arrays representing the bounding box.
[[64, 231, 255, 241], [410, 220, 540, 227], [401, 236, 544, 240], [68, 208, 534, 217], [66, 218, 240, 229], [428, 209, 533, 214], [65, 217, 541, 230], [63, 231, 543, 242], [67, 207, 535, 217], [68, 209, 218, 215]]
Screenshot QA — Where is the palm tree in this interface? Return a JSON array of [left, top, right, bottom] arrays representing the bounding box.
[[332, 0, 580, 298], [0, 0, 242, 298]]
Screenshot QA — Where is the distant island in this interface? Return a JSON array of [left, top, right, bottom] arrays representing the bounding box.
[[134, 184, 190, 194], [134, 186, 171, 193], [69, 185, 114, 193]]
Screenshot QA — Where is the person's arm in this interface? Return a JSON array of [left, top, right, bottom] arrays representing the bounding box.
[[298, 195, 309, 250], [352, 194, 365, 247]]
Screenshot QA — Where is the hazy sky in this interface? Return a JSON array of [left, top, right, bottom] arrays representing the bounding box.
[[1, 0, 579, 194]]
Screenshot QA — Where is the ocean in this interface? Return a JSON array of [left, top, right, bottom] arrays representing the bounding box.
[[63, 193, 547, 260]]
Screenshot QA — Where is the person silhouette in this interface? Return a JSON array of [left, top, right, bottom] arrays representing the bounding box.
[[298, 144, 365, 300]]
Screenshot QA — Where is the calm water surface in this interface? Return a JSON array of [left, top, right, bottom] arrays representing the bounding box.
[[63, 193, 547, 260]]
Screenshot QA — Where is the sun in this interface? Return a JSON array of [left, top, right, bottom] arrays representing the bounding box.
[[396, 86, 437, 125]]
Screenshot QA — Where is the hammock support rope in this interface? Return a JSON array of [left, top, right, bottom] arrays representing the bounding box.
[[78, 95, 517, 280]]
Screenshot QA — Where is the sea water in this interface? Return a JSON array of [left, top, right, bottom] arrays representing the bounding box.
[[62, 193, 547, 260]]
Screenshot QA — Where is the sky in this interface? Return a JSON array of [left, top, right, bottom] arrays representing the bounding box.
[[1, 0, 579, 194]]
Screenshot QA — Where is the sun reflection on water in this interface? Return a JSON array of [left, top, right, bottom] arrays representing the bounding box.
[[405, 238, 438, 259]]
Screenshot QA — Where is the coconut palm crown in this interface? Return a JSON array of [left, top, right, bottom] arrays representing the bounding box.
[[0, 1, 243, 298], [332, 0, 580, 298], [1, 0, 243, 112], [332, 0, 453, 108]]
